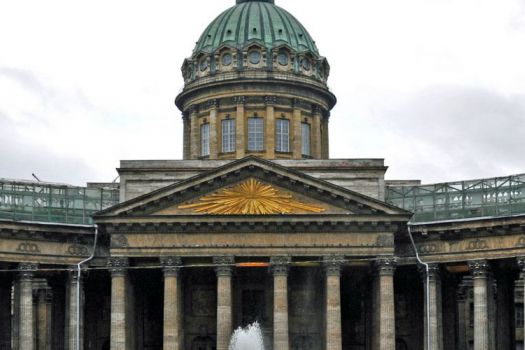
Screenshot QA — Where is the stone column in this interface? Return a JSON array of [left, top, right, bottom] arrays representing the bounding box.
[[37, 288, 52, 350], [189, 106, 199, 159], [208, 99, 219, 159], [108, 258, 129, 350], [19, 263, 37, 350], [0, 276, 12, 350], [324, 255, 343, 350], [234, 96, 245, 158], [161, 257, 183, 350], [468, 260, 490, 350], [374, 257, 396, 350], [67, 269, 84, 350], [419, 264, 443, 350], [456, 289, 467, 350], [265, 96, 276, 158], [311, 105, 322, 159], [371, 272, 379, 350], [518, 258, 525, 350], [271, 256, 290, 350], [182, 112, 190, 160], [495, 270, 514, 350], [321, 113, 330, 159], [214, 256, 234, 350], [292, 100, 302, 159]]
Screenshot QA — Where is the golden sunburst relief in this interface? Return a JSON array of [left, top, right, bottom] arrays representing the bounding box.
[[178, 178, 325, 215]]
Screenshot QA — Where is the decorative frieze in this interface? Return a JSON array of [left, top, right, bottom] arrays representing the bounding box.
[[466, 238, 489, 250], [375, 234, 394, 247], [16, 242, 40, 253], [111, 234, 129, 248], [67, 244, 89, 256], [418, 243, 439, 254]]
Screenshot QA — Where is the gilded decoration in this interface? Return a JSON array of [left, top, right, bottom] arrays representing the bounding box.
[[178, 178, 325, 215]]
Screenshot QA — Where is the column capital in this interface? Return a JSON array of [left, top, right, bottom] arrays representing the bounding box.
[[214, 256, 234, 277], [323, 255, 345, 276], [161, 256, 182, 277], [19, 262, 37, 280], [68, 267, 82, 284], [270, 256, 291, 276], [45, 289, 53, 304], [207, 99, 219, 109], [188, 105, 199, 115], [233, 96, 246, 105], [311, 104, 322, 115], [468, 259, 490, 278], [418, 263, 441, 281], [518, 256, 525, 271], [374, 257, 397, 276], [265, 95, 277, 105], [107, 257, 129, 277]]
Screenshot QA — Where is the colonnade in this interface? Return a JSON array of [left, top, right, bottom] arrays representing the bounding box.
[[1, 257, 524, 350], [105, 255, 396, 350]]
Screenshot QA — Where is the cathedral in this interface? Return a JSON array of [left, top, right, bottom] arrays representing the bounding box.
[[1, 0, 525, 349]]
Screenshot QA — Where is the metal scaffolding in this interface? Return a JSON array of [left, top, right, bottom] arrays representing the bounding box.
[[0, 179, 119, 225], [386, 174, 525, 223]]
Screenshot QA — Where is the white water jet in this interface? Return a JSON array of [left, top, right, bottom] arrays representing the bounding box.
[[228, 322, 265, 350]]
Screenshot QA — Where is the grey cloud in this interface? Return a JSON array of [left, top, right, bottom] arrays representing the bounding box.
[[0, 109, 99, 186], [382, 85, 525, 182], [0, 67, 95, 113]]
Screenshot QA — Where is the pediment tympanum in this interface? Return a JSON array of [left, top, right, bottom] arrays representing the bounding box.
[[156, 178, 340, 215]]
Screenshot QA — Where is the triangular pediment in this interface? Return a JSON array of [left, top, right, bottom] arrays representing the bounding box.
[[94, 157, 411, 221]]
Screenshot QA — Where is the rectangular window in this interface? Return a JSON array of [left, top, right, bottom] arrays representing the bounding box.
[[275, 119, 290, 152], [222, 119, 236, 153], [248, 117, 264, 151], [200, 123, 210, 157], [301, 122, 311, 156]]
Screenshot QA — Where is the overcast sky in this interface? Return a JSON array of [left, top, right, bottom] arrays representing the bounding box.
[[0, 0, 524, 186]]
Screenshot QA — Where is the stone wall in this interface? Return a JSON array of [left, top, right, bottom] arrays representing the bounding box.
[[118, 159, 387, 202]]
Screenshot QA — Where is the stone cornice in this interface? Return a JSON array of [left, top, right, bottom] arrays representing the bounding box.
[[0, 220, 95, 243], [410, 215, 525, 239], [99, 217, 402, 235]]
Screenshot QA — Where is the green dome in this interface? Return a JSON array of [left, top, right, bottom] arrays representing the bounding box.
[[193, 0, 319, 57]]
